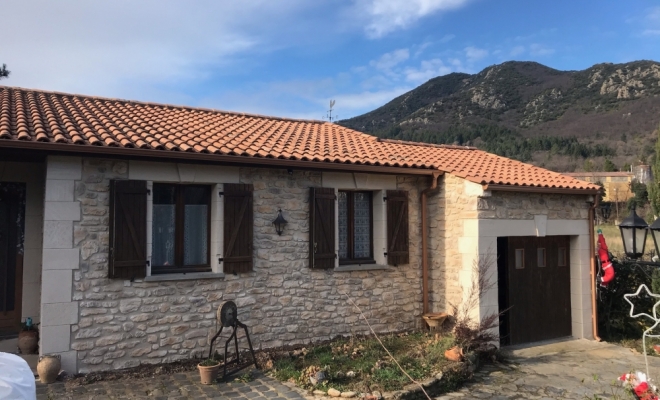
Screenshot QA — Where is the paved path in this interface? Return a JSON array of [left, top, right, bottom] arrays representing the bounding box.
[[36, 370, 308, 400], [435, 339, 660, 399], [36, 339, 659, 399]]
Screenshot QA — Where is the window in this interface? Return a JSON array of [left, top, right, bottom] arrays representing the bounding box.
[[338, 191, 374, 264], [558, 247, 567, 267], [515, 249, 524, 269], [537, 248, 546, 268], [152, 184, 211, 274]]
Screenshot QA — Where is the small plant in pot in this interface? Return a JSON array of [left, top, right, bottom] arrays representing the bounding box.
[[198, 358, 221, 385], [18, 317, 39, 354]]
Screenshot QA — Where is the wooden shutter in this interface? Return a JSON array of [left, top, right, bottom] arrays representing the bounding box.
[[386, 190, 409, 266], [109, 180, 147, 280], [224, 183, 253, 274], [310, 187, 336, 269]]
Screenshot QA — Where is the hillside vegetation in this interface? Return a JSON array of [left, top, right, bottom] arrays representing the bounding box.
[[339, 61, 660, 171]]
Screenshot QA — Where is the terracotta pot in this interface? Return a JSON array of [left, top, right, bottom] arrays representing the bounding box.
[[198, 362, 220, 385], [37, 355, 61, 384], [17, 330, 39, 354], [444, 346, 464, 362]]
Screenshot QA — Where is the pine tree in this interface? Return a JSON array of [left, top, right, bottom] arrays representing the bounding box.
[[0, 64, 9, 80]]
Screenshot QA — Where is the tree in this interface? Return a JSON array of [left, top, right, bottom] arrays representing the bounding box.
[[648, 125, 660, 216], [603, 159, 617, 172], [628, 180, 649, 211], [0, 64, 9, 80]]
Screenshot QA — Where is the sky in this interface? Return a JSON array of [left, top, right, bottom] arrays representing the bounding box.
[[2, 1, 660, 120]]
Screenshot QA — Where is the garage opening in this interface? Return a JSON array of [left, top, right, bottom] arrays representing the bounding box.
[[498, 236, 572, 345]]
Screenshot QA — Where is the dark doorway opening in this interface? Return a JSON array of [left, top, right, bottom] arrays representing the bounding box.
[[0, 182, 26, 335]]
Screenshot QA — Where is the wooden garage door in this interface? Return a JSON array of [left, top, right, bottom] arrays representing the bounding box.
[[504, 236, 571, 345]]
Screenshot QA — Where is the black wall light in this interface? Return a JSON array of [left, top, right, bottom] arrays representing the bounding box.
[[273, 209, 288, 235]]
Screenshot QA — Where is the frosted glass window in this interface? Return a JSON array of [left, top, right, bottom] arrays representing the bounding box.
[[558, 247, 567, 267], [152, 185, 176, 267], [537, 248, 546, 268], [515, 249, 524, 269], [338, 191, 373, 263]]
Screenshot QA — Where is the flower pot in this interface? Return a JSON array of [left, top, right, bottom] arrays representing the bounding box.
[[198, 362, 220, 385], [444, 346, 463, 362], [18, 330, 39, 354], [37, 355, 61, 384], [422, 312, 448, 330]]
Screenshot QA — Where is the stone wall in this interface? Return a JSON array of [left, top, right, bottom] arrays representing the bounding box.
[[478, 191, 590, 220], [69, 158, 424, 372]]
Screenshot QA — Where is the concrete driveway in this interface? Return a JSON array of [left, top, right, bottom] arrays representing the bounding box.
[[439, 339, 660, 399]]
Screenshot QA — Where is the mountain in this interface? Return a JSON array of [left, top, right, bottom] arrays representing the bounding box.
[[338, 61, 660, 172]]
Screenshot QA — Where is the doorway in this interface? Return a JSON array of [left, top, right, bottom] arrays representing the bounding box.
[[0, 182, 26, 335]]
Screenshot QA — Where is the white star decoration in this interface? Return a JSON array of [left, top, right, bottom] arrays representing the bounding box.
[[623, 284, 660, 380]]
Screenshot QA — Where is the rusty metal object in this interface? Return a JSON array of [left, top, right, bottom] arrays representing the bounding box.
[[208, 301, 257, 380]]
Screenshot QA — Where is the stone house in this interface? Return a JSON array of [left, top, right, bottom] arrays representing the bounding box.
[[0, 86, 600, 373]]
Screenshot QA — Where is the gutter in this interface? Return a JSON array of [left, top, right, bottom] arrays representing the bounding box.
[[483, 184, 600, 195], [421, 172, 442, 315], [589, 194, 602, 341], [0, 140, 439, 176]]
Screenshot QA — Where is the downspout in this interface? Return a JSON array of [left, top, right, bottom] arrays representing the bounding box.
[[421, 172, 442, 315], [589, 194, 602, 341]]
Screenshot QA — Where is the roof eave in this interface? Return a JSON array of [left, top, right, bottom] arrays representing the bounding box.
[[483, 183, 601, 195], [0, 139, 439, 176]]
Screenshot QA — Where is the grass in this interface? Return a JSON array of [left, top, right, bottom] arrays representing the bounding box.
[[270, 332, 461, 394]]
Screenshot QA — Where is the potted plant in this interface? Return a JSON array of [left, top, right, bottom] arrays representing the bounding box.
[[18, 317, 39, 354], [198, 358, 221, 384]]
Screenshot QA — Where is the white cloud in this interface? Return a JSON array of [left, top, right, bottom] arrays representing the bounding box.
[[439, 34, 456, 43], [464, 46, 489, 62], [369, 49, 410, 70], [643, 29, 660, 36], [354, 0, 471, 38], [404, 58, 453, 83], [1, 0, 316, 102], [510, 45, 525, 57], [529, 43, 555, 56]]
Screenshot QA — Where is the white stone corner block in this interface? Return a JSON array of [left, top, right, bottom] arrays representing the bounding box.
[[40, 324, 71, 354], [46, 156, 82, 180], [41, 270, 73, 304], [464, 180, 485, 197], [534, 214, 547, 237], [44, 201, 81, 221], [41, 302, 78, 326], [45, 179, 74, 202], [43, 249, 79, 270], [43, 221, 73, 249]]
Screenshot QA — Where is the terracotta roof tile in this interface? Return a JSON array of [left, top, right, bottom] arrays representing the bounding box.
[[0, 86, 599, 191]]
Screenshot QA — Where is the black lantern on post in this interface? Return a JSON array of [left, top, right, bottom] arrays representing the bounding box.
[[648, 217, 660, 259], [619, 209, 649, 259], [272, 209, 288, 236]]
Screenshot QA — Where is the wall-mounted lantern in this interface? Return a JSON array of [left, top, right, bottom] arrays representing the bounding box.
[[273, 209, 288, 236], [619, 208, 649, 259]]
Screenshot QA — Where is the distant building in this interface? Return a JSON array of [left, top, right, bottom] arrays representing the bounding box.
[[563, 172, 634, 202], [633, 164, 653, 184]]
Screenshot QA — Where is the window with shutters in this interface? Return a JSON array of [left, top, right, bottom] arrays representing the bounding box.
[[151, 183, 211, 274], [338, 191, 374, 264]]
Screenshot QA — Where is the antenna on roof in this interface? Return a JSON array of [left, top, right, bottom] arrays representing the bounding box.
[[325, 100, 338, 123]]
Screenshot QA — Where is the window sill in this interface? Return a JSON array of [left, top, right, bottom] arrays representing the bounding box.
[[143, 271, 225, 282], [334, 264, 392, 272]]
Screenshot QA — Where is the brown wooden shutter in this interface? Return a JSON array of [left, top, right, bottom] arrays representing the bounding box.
[[109, 180, 147, 280], [310, 187, 336, 269], [386, 190, 409, 266], [224, 183, 253, 274]]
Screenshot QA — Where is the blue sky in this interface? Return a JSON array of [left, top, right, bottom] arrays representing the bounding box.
[[3, 0, 660, 120]]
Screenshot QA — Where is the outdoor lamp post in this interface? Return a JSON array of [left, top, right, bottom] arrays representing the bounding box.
[[619, 208, 649, 259], [648, 217, 660, 259], [272, 209, 288, 235]]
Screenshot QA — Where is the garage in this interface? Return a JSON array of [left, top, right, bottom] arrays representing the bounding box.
[[498, 235, 572, 345]]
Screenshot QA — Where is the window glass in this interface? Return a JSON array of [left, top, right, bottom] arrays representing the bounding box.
[[152, 184, 175, 267], [537, 248, 546, 268], [558, 247, 567, 266], [515, 249, 524, 269], [353, 192, 371, 258], [338, 191, 348, 259], [183, 186, 209, 266]]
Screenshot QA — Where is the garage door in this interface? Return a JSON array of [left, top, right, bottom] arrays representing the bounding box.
[[499, 236, 571, 345]]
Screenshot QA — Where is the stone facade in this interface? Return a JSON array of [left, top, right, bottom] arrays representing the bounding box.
[[68, 158, 424, 372], [478, 191, 590, 220]]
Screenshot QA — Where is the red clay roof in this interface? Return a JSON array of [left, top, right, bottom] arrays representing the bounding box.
[[0, 86, 599, 192]]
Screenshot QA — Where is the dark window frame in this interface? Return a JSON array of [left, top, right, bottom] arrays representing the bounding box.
[[338, 190, 375, 265], [558, 247, 567, 267], [151, 183, 212, 275], [537, 247, 546, 268]]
